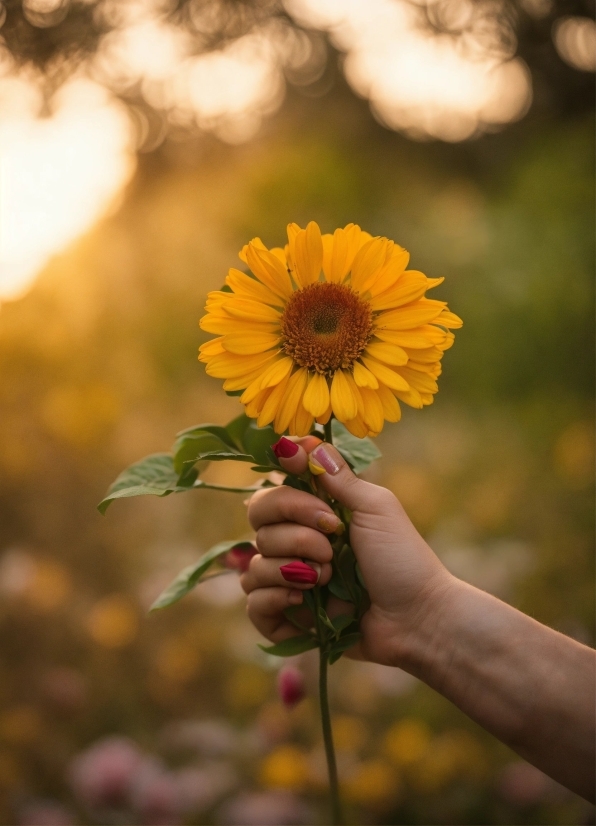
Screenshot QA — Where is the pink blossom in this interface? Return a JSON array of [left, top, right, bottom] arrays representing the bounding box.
[[277, 666, 306, 708]]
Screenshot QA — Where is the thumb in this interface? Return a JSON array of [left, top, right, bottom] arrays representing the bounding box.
[[308, 442, 385, 514]]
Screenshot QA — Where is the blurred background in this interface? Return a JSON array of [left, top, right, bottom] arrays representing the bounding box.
[[0, 0, 594, 823]]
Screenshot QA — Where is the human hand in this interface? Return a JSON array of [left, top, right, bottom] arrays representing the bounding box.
[[241, 437, 455, 667]]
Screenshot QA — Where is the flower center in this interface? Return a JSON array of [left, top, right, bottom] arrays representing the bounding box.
[[281, 282, 373, 375]]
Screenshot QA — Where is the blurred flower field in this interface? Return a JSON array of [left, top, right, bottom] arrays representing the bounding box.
[[0, 87, 593, 825]]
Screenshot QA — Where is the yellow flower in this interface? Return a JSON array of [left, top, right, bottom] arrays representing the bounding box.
[[199, 222, 462, 437]]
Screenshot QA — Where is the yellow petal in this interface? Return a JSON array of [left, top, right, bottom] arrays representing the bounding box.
[[199, 314, 237, 335], [293, 221, 323, 287], [223, 331, 282, 355], [350, 237, 389, 292], [361, 356, 410, 392], [403, 346, 443, 363], [376, 299, 446, 330], [226, 269, 281, 307], [364, 341, 408, 366], [198, 337, 225, 358], [394, 385, 423, 408], [241, 375, 267, 404], [245, 387, 269, 418], [206, 350, 278, 379], [315, 402, 333, 425], [290, 403, 314, 437], [246, 243, 293, 300], [407, 360, 442, 376], [223, 361, 278, 391], [257, 375, 291, 428], [223, 298, 282, 323], [359, 387, 384, 434], [374, 325, 446, 349], [274, 368, 309, 433], [302, 372, 331, 417], [436, 309, 463, 329], [322, 226, 352, 283], [352, 360, 379, 389], [376, 383, 401, 422], [258, 356, 294, 389], [270, 247, 287, 266], [330, 369, 359, 421], [342, 414, 369, 438], [398, 367, 438, 394], [370, 272, 429, 311]]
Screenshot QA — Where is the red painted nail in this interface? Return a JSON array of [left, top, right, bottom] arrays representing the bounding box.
[[279, 561, 319, 585], [272, 437, 299, 459]]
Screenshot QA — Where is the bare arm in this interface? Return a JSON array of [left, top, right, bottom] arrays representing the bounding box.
[[242, 438, 596, 802]]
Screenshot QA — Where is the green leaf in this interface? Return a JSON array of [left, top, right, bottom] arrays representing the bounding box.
[[331, 614, 356, 634], [243, 422, 279, 466], [172, 426, 238, 475], [335, 543, 362, 604], [331, 419, 382, 474], [328, 632, 362, 664], [258, 635, 318, 657], [195, 451, 255, 463], [318, 607, 336, 633], [226, 413, 252, 449], [283, 605, 313, 634], [192, 479, 271, 494], [98, 454, 182, 514], [149, 539, 242, 611], [327, 571, 352, 602]]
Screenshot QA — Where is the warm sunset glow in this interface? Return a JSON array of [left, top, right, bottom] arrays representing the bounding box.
[[285, 0, 533, 140], [0, 80, 135, 300]]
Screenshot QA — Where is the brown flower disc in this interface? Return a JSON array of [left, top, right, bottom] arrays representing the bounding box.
[[281, 282, 373, 375]]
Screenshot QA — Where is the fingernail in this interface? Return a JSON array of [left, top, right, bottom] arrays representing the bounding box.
[[288, 589, 303, 605], [316, 513, 345, 535], [280, 561, 320, 585], [308, 459, 326, 476], [310, 444, 342, 475], [272, 437, 299, 459]]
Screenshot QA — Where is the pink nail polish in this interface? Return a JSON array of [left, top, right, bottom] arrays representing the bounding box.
[[272, 437, 299, 459], [311, 444, 341, 475], [280, 561, 319, 585]]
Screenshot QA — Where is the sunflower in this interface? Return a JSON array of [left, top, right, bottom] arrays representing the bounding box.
[[198, 222, 462, 438]]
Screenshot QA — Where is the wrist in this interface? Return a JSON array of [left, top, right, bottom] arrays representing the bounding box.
[[387, 570, 464, 679]]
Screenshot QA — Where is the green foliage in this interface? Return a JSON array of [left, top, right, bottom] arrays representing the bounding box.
[[150, 540, 243, 610], [258, 635, 319, 656], [99, 416, 281, 513], [97, 454, 193, 515], [331, 419, 381, 474]]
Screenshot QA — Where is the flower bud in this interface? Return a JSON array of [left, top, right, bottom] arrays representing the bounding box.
[[277, 666, 306, 708], [224, 543, 257, 573]]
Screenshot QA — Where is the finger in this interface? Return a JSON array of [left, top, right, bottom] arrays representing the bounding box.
[[271, 435, 321, 476], [246, 586, 305, 642], [247, 485, 344, 534], [307, 442, 394, 515], [241, 555, 331, 593], [256, 523, 334, 564]]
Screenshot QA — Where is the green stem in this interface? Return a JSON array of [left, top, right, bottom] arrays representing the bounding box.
[[324, 418, 333, 444], [313, 586, 343, 825], [319, 646, 342, 825]]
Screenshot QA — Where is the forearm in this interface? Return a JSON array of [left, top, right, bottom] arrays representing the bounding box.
[[398, 575, 596, 801]]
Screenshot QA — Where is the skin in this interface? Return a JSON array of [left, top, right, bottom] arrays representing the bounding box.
[[241, 437, 596, 803]]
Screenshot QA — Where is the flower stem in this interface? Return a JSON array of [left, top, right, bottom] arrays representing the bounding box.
[[319, 645, 342, 825], [312, 418, 342, 823]]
